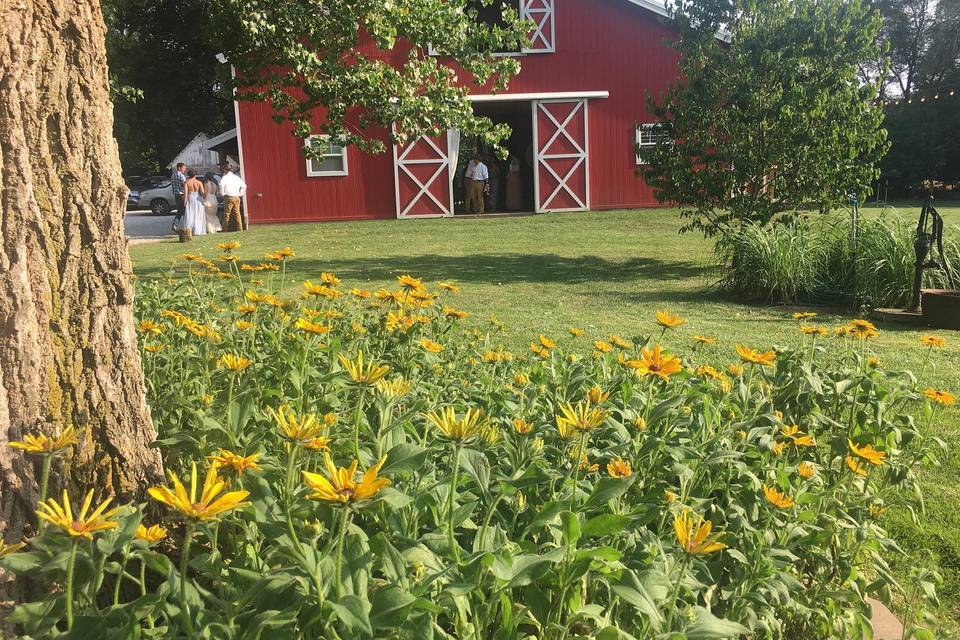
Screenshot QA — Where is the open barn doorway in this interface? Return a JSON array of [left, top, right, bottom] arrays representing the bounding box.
[[454, 100, 535, 215]]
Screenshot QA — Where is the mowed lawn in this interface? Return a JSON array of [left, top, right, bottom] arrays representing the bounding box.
[[130, 206, 960, 633]]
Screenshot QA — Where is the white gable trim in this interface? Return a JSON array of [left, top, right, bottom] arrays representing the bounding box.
[[622, 0, 731, 41]]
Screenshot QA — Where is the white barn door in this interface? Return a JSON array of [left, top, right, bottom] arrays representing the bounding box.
[[521, 0, 555, 53], [532, 99, 589, 212], [393, 132, 455, 219]]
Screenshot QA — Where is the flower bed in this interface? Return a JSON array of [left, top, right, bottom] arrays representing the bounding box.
[[2, 246, 952, 638]]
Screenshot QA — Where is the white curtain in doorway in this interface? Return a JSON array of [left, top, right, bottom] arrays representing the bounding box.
[[447, 129, 461, 176]]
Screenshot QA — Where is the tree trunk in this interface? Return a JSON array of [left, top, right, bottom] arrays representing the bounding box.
[[0, 0, 163, 603]]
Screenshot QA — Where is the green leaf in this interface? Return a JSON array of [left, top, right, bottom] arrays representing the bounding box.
[[684, 607, 751, 639], [611, 571, 662, 624], [381, 443, 428, 474], [560, 511, 581, 546], [581, 514, 630, 538], [328, 595, 373, 636], [583, 476, 635, 510], [370, 586, 416, 629]]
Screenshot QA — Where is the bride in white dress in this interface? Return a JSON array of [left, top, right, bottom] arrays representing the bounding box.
[[180, 170, 207, 236]]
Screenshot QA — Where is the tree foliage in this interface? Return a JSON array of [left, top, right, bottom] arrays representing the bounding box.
[[212, 0, 530, 156], [643, 0, 889, 236]]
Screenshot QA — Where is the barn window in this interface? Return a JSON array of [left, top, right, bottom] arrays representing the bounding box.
[[305, 136, 349, 177], [430, 0, 554, 55], [635, 123, 668, 165]]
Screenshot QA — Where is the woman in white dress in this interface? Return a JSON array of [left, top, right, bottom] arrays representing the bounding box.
[[181, 170, 207, 236], [203, 172, 221, 234]]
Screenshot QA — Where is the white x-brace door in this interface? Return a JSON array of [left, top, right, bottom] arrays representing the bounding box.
[[393, 131, 455, 219], [521, 0, 555, 53], [532, 98, 589, 212]]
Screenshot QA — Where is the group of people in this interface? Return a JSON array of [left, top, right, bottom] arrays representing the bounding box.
[[462, 152, 524, 214], [170, 161, 247, 237]]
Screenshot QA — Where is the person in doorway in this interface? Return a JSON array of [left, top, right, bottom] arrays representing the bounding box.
[[485, 153, 501, 213], [464, 153, 488, 214], [203, 172, 221, 234], [506, 155, 523, 211], [219, 162, 247, 231], [170, 162, 186, 224], [181, 170, 207, 237]]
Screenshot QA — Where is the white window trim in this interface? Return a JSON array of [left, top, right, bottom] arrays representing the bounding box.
[[305, 135, 349, 177], [635, 122, 667, 165]]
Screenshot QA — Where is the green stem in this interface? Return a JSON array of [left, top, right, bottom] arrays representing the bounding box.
[[664, 554, 691, 632], [65, 539, 79, 630], [572, 432, 587, 502], [334, 507, 352, 597], [113, 548, 129, 606], [140, 559, 155, 628], [352, 389, 367, 460], [39, 454, 52, 505], [447, 443, 463, 563], [284, 444, 305, 556], [179, 523, 197, 639]]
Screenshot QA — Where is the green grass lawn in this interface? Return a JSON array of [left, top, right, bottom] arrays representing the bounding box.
[[131, 205, 960, 634]]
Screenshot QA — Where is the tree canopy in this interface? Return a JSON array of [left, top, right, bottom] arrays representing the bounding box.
[[643, 0, 888, 236]]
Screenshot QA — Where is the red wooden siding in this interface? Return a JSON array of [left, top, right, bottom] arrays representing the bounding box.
[[236, 0, 681, 223]]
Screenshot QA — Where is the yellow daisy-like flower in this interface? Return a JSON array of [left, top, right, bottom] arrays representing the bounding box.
[[0, 541, 27, 557], [923, 388, 956, 406], [634, 417, 647, 430], [625, 344, 683, 381], [144, 344, 164, 353], [437, 281, 460, 293], [727, 363, 744, 377], [149, 462, 250, 521], [656, 310, 687, 330], [797, 462, 816, 479], [350, 288, 371, 299], [9, 426, 78, 456], [608, 334, 633, 349], [304, 436, 332, 451], [920, 335, 945, 348], [376, 377, 412, 400], [513, 418, 533, 434], [303, 281, 341, 299], [234, 320, 253, 331], [869, 504, 886, 519], [135, 524, 168, 544], [319, 272, 340, 286], [772, 441, 787, 456], [443, 306, 469, 320], [220, 254, 238, 263], [237, 303, 257, 314], [792, 311, 817, 320], [137, 320, 164, 335], [569, 327, 584, 337], [735, 344, 776, 367], [303, 453, 391, 505], [556, 400, 609, 433], [37, 490, 121, 539], [268, 247, 295, 260], [587, 386, 609, 404], [397, 274, 424, 291], [847, 319, 879, 339], [799, 325, 828, 336], [425, 406, 489, 442], [606, 457, 632, 478], [295, 317, 331, 337], [593, 340, 613, 353], [208, 449, 262, 476], [692, 335, 716, 345], [674, 510, 726, 555], [513, 372, 530, 386], [338, 351, 390, 385], [867, 356, 881, 368], [696, 365, 731, 392], [665, 490, 677, 503], [848, 439, 886, 465], [269, 405, 329, 442], [530, 343, 551, 358], [762, 485, 794, 509], [538, 335, 556, 349], [217, 241, 241, 251], [217, 353, 251, 372], [846, 456, 868, 477], [419, 338, 445, 353]]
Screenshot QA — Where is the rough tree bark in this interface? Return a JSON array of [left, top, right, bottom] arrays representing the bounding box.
[[0, 0, 164, 602]]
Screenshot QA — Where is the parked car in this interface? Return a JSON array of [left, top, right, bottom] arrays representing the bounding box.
[[125, 175, 171, 213], [137, 180, 176, 215]]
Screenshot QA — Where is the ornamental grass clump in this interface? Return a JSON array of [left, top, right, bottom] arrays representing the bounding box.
[[0, 254, 948, 639]]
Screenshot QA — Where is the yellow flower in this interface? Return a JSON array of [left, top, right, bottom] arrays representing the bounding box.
[[780, 425, 814, 447], [351, 288, 371, 299], [295, 317, 331, 336], [847, 319, 879, 339], [135, 524, 168, 544], [137, 320, 164, 335], [608, 334, 633, 349], [320, 272, 340, 286], [513, 418, 533, 434], [848, 439, 886, 465], [920, 335, 945, 348], [538, 335, 557, 349], [696, 365, 731, 391], [762, 485, 794, 509], [9, 426, 78, 455], [303, 281, 341, 299], [37, 490, 121, 539], [656, 310, 687, 330], [665, 490, 677, 503], [530, 342, 550, 358], [0, 541, 26, 557], [419, 338, 445, 353], [772, 441, 787, 456], [625, 345, 683, 381], [846, 456, 868, 477], [425, 406, 489, 442], [869, 504, 886, 518], [220, 254, 238, 263], [338, 351, 390, 385], [797, 462, 816, 479], [304, 436, 332, 451], [587, 386, 609, 404], [438, 281, 460, 293], [633, 417, 647, 430], [923, 388, 956, 406], [217, 241, 241, 251], [397, 274, 424, 291], [799, 325, 828, 336], [727, 363, 744, 377], [269, 405, 329, 442], [149, 462, 250, 521], [556, 400, 609, 433], [443, 306, 469, 320], [267, 247, 295, 260], [376, 377, 412, 400], [208, 449, 262, 476], [867, 356, 881, 368], [302, 452, 390, 504], [237, 303, 257, 314], [692, 335, 716, 345], [593, 340, 613, 353], [674, 510, 726, 554], [513, 371, 530, 386], [569, 327, 584, 337], [234, 320, 253, 331], [792, 311, 817, 320], [144, 343, 164, 353], [736, 344, 775, 367], [606, 457, 632, 478], [217, 353, 251, 372]]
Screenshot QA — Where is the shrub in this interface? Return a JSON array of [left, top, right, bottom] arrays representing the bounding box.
[[1, 250, 947, 639]]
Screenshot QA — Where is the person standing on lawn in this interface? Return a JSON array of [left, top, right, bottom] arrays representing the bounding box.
[[464, 153, 488, 214], [219, 162, 247, 232], [170, 162, 186, 223]]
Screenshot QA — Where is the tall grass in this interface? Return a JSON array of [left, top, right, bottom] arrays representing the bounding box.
[[716, 212, 959, 308]]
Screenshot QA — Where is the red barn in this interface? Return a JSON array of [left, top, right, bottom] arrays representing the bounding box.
[[234, 0, 682, 224]]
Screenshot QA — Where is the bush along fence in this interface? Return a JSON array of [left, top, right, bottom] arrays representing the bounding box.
[[1, 245, 952, 639]]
